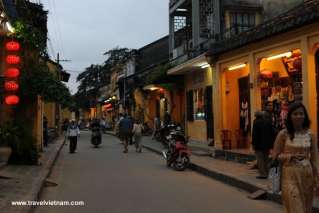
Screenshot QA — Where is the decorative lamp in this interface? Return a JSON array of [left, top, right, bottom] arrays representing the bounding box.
[[4, 68, 20, 78], [5, 95, 19, 105], [5, 41, 20, 51], [6, 55, 20, 64], [260, 69, 273, 78], [4, 81, 19, 91]]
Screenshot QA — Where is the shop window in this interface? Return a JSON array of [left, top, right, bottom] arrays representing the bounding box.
[[259, 49, 302, 132], [227, 12, 256, 36], [194, 88, 205, 120]]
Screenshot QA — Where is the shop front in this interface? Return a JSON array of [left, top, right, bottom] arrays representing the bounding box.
[[168, 54, 214, 144], [185, 68, 213, 143], [143, 84, 181, 129], [257, 49, 303, 133], [218, 57, 251, 149], [213, 25, 319, 150]]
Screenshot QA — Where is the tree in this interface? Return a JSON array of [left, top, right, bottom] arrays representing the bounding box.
[[74, 47, 133, 110]]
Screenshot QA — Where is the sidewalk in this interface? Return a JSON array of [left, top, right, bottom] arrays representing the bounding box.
[[105, 131, 319, 211], [0, 136, 65, 213]]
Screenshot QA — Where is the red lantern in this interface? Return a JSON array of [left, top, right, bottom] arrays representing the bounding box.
[[6, 55, 21, 64], [4, 68, 20, 78], [260, 69, 273, 78], [105, 104, 112, 109], [5, 41, 20, 51], [5, 95, 19, 105], [4, 81, 19, 91]]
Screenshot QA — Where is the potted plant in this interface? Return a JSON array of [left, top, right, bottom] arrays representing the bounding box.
[[0, 122, 19, 165]]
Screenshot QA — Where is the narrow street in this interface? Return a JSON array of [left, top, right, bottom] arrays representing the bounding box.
[[34, 131, 282, 213]]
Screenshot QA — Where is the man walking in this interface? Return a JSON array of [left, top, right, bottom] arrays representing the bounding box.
[[252, 108, 275, 179], [67, 120, 80, 153], [119, 114, 133, 153]]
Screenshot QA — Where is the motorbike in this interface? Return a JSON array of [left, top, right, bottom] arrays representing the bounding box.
[[162, 131, 191, 171], [91, 125, 102, 148], [156, 123, 183, 146]]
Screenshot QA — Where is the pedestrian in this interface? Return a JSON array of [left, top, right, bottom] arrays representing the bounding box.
[[252, 110, 275, 179], [118, 114, 133, 153], [43, 116, 48, 147], [132, 119, 144, 153], [62, 119, 69, 144], [67, 120, 80, 153], [151, 116, 161, 140], [272, 102, 319, 213], [100, 117, 106, 133]]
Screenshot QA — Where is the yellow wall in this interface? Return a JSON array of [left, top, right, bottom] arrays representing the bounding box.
[[44, 102, 56, 128], [213, 23, 319, 149], [220, 67, 249, 148], [185, 67, 213, 142], [260, 58, 288, 77], [171, 89, 184, 125]]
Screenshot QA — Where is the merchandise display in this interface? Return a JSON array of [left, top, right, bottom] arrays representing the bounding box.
[[259, 51, 302, 133]]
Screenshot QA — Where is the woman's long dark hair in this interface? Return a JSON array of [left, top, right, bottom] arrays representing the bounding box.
[[285, 102, 311, 140]]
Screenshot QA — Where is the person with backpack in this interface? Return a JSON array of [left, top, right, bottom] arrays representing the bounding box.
[[67, 120, 80, 153]]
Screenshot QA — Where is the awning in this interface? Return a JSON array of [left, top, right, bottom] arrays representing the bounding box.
[[167, 53, 208, 75]]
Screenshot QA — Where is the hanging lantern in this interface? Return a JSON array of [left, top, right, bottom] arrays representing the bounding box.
[[6, 55, 21, 64], [260, 69, 273, 78], [5, 41, 20, 51], [4, 81, 19, 91], [4, 67, 20, 78], [104, 104, 112, 109], [5, 95, 19, 105]]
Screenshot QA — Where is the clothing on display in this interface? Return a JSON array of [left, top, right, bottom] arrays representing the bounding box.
[[240, 100, 249, 134]]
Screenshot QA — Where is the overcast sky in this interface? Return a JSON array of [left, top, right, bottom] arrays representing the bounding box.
[[40, 0, 169, 94]]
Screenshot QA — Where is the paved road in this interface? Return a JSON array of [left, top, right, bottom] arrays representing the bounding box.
[[33, 131, 282, 213]]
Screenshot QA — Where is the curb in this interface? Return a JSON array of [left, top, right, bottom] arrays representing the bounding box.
[[28, 138, 66, 213], [142, 143, 319, 212]]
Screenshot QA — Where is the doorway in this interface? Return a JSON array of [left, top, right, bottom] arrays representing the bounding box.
[[238, 76, 250, 148], [205, 86, 214, 145]]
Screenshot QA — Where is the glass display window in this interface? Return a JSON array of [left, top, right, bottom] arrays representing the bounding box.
[[193, 88, 205, 120]]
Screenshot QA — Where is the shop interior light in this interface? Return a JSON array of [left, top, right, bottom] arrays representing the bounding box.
[[6, 21, 14, 33], [266, 51, 292, 61], [149, 87, 160, 91], [201, 63, 210, 69], [176, 8, 187, 12], [228, 63, 246, 71]]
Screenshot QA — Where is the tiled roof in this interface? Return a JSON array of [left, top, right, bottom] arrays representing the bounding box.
[[208, 0, 319, 56]]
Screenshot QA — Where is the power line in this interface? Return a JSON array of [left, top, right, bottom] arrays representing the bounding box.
[[49, 0, 64, 54]]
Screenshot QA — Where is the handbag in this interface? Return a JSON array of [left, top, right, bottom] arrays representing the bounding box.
[[268, 159, 281, 194]]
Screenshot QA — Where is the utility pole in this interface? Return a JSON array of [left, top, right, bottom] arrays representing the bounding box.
[[56, 53, 71, 80], [55, 53, 71, 133]]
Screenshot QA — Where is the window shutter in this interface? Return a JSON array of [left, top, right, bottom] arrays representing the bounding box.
[[187, 90, 194, 121]]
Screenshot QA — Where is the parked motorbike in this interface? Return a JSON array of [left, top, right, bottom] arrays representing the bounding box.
[[91, 125, 102, 148], [156, 123, 183, 146], [162, 131, 191, 171]]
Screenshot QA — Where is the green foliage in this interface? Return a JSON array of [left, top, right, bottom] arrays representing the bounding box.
[[20, 62, 73, 108], [103, 47, 132, 68], [145, 63, 172, 85], [0, 121, 38, 165], [0, 122, 20, 147], [74, 47, 133, 110], [13, 20, 48, 57]]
